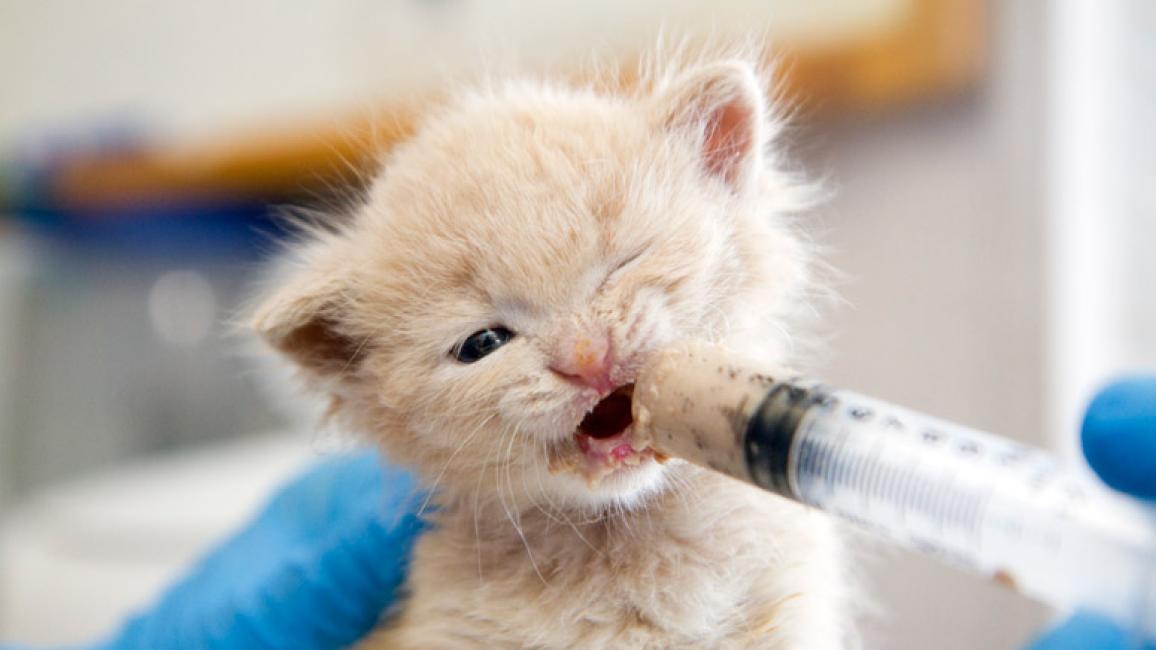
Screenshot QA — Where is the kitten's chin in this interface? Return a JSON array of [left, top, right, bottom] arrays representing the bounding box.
[[543, 459, 671, 511]]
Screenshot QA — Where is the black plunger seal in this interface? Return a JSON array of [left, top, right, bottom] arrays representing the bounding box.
[[743, 381, 830, 498]]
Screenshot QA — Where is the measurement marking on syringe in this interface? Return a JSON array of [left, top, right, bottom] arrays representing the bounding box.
[[793, 421, 989, 541]]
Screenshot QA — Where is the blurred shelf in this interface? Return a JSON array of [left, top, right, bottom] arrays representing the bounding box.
[[8, 0, 984, 218]]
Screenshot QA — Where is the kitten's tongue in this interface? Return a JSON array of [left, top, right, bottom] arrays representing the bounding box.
[[576, 431, 637, 462]]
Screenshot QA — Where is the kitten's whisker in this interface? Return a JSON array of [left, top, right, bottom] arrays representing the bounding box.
[[471, 447, 491, 584], [514, 435, 581, 539], [532, 443, 604, 557], [492, 427, 548, 586], [665, 469, 696, 514], [513, 439, 565, 528], [337, 333, 374, 376], [510, 429, 570, 545], [500, 425, 525, 526], [472, 420, 515, 583], [418, 412, 497, 516]]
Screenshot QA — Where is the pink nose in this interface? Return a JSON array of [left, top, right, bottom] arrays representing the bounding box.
[[550, 333, 613, 391]]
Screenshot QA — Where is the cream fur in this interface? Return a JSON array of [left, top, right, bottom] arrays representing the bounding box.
[[253, 49, 852, 649]]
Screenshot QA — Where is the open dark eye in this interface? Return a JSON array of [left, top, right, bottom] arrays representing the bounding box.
[[453, 327, 515, 363]]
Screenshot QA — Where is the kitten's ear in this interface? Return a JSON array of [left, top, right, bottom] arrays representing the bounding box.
[[653, 61, 766, 194], [251, 251, 364, 378]]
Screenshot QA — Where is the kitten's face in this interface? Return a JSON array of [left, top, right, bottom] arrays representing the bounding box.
[[255, 62, 810, 512]]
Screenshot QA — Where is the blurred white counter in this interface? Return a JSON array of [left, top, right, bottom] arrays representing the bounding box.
[[0, 433, 315, 645]]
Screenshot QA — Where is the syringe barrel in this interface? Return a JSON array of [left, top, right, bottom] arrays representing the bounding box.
[[746, 383, 1156, 639]]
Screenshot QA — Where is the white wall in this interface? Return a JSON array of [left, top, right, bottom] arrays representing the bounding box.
[[0, 237, 32, 506], [0, 0, 904, 148], [0, 0, 383, 145], [809, 3, 1050, 647]]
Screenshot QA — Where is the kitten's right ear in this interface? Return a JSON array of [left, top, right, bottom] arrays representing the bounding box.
[[251, 252, 364, 377]]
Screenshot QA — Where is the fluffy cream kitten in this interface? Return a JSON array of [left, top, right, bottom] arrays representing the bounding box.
[[253, 51, 851, 648]]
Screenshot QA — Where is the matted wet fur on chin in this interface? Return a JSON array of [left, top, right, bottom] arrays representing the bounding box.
[[251, 43, 855, 649]]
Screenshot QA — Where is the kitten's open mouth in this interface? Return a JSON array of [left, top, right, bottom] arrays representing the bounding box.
[[579, 384, 634, 439], [550, 383, 662, 486]]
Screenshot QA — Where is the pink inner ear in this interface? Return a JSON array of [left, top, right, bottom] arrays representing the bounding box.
[[703, 100, 755, 187]]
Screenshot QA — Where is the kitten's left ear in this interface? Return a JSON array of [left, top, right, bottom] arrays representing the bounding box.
[[652, 61, 767, 194]]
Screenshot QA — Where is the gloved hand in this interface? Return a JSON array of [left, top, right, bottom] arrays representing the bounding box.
[[1025, 377, 1156, 650], [93, 449, 426, 650]]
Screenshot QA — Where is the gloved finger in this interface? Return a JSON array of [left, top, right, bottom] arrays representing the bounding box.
[[1082, 376, 1156, 500]]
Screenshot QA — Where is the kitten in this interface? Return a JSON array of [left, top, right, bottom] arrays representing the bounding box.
[[253, 51, 852, 649]]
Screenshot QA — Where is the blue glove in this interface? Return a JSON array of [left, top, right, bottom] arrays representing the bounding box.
[[1025, 377, 1156, 650], [91, 450, 426, 650], [1081, 377, 1156, 500]]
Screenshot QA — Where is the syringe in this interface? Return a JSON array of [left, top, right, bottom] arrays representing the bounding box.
[[633, 342, 1156, 641]]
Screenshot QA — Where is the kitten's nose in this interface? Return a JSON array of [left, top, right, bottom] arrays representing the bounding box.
[[550, 333, 614, 392]]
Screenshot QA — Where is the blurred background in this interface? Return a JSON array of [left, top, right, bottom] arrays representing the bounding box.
[[0, 1, 1153, 648]]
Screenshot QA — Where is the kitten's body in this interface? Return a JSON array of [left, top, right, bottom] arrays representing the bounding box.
[[371, 470, 843, 649], [254, 50, 851, 648]]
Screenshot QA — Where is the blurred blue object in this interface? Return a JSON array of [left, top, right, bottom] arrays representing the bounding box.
[[15, 198, 279, 261], [1, 130, 285, 260], [1082, 376, 1156, 500], [1025, 611, 1151, 650], [88, 451, 426, 650]]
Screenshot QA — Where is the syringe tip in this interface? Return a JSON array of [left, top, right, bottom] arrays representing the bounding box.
[[634, 342, 786, 479]]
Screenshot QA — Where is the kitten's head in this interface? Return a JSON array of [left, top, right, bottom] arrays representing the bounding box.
[[253, 57, 814, 512]]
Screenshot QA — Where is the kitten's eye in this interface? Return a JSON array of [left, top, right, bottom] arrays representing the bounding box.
[[453, 327, 515, 363]]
